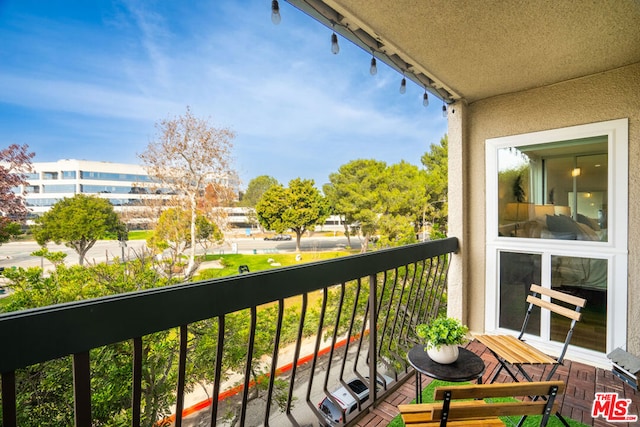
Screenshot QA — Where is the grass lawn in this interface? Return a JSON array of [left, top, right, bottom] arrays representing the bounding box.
[[195, 251, 352, 280], [194, 251, 353, 310], [125, 230, 154, 240], [387, 380, 589, 427]]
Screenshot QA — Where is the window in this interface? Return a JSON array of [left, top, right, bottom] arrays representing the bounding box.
[[62, 170, 77, 179], [43, 184, 75, 193], [42, 171, 58, 180], [80, 170, 153, 182], [497, 140, 607, 242], [486, 119, 628, 363]]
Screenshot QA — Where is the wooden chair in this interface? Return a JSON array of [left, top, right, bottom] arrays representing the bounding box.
[[474, 284, 587, 384], [398, 380, 566, 427]]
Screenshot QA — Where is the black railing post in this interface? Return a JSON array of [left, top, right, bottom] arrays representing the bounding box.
[[73, 351, 92, 427], [369, 273, 378, 402], [1, 371, 17, 427]]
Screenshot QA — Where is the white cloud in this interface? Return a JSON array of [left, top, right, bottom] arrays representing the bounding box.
[[0, 0, 448, 188]]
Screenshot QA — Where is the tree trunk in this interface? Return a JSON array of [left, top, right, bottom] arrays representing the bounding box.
[[187, 193, 197, 275], [295, 231, 302, 252], [361, 233, 370, 253], [342, 221, 351, 247]]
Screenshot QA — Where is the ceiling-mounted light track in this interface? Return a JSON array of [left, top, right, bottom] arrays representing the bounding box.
[[284, 0, 460, 105]]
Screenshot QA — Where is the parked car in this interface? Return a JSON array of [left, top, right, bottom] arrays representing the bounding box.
[[318, 375, 392, 425], [263, 234, 292, 241]]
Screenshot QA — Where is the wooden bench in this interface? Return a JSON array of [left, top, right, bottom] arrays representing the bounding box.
[[398, 380, 566, 426]]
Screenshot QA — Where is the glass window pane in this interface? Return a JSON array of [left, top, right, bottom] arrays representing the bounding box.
[[499, 252, 541, 335], [551, 255, 607, 352], [497, 139, 607, 241]]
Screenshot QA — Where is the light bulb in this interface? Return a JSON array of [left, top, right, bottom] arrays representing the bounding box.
[[271, 0, 281, 25], [369, 56, 377, 75], [331, 32, 339, 54], [423, 91, 429, 107], [442, 103, 447, 117], [399, 77, 407, 94]]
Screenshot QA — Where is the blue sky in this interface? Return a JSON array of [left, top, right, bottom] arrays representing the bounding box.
[[0, 0, 447, 189]]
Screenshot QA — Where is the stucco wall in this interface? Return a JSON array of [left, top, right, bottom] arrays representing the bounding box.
[[451, 62, 640, 355]]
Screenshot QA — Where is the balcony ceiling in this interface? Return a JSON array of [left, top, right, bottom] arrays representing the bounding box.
[[289, 0, 640, 103]]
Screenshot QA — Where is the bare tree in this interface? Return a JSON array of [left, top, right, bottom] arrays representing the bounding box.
[[139, 106, 235, 275]]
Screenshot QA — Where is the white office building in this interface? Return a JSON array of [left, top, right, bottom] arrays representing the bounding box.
[[19, 159, 167, 219]]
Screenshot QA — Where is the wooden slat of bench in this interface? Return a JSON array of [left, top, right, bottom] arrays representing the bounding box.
[[474, 334, 556, 364], [433, 380, 565, 400], [432, 401, 556, 419], [530, 284, 587, 308], [526, 295, 582, 321], [399, 401, 557, 426], [402, 418, 504, 427]]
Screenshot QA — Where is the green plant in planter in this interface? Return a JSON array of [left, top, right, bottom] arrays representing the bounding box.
[[416, 317, 469, 350]]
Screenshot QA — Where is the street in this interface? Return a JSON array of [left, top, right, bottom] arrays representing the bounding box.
[[0, 235, 361, 271]]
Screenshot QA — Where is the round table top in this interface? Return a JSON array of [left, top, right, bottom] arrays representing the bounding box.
[[407, 345, 485, 382]]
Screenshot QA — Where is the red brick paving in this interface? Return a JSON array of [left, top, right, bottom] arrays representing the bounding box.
[[356, 341, 640, 427]]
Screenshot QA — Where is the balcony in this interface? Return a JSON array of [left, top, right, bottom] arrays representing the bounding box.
[[1, 238, 458, 427]]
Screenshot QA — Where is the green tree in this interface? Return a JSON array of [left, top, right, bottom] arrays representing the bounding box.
[[0, 143, 34, 244], [255, 178, 328, 252], [379, 161, 428, 246], [239, 175, 279, 207], [0, 258, 181, 427], [148, 207, 222, 277], [421, 134, 449, 238], [31, 194, 126, 266], [139, 106, 235, 276], [326, 159, 387, 252], [327, 159, 431, 250]]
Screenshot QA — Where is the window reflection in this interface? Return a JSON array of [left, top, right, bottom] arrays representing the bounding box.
[[499, 252, 541, 335], [551, 255, 607, 352], [497, 139, 607, 242]]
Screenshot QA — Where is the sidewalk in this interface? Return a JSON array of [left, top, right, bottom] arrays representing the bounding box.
[[166, 333, 357, 425]]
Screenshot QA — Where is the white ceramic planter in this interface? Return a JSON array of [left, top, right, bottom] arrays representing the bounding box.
[[427, 344, 459, 364]]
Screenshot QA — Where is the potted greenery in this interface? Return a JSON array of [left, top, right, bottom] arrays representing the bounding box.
[[416, 317, 469, 364]]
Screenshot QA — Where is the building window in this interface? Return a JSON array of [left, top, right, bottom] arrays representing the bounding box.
[[80, 170, 153, 182], [42, 172, 58, 180], [26, 198, 59, 207], [43, 184, 76, 193], [486, 119, 628, 363], [62, 171, 77, 179]]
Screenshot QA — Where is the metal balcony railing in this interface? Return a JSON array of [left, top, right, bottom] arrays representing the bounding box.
[[0, 237, 458, 427]]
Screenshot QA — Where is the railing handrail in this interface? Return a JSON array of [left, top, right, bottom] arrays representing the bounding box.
[[0, 238, 458, 374]]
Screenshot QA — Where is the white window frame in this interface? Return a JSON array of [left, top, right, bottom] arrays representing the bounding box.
[[485, 119, 628, 367]]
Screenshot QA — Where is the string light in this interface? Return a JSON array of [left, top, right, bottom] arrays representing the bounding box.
[[331, 30, 340, 54], [369, 55, 377, 75], [267, 8, 453, 114], [271, 0, 281, 25]]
